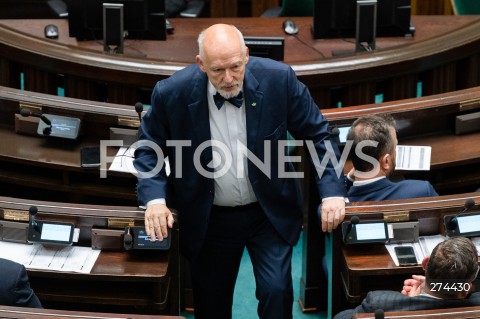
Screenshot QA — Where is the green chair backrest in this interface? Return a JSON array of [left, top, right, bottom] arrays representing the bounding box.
[[451, 0, 480, 14], [280, 0, 314, 17]]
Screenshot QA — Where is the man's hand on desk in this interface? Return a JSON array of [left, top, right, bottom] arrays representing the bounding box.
[[401, 275, 425, 297], [145, 203, 174, 241], [321, 198, 346, 232]]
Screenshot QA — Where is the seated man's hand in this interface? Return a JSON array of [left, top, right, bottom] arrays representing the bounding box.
[[401, 275, 425, 297]]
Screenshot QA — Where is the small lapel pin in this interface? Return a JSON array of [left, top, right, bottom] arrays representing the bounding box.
[[251, 102, 256, 107]]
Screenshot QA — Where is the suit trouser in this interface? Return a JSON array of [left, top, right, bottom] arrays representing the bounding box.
[[189, 202, 293, 319]]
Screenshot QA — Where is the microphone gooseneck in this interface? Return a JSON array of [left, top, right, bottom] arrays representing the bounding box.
[[447, 199, 476, 231], [29, 205, 40, 232], [19, 108, 52, 126], [343, 215, 360, 243]]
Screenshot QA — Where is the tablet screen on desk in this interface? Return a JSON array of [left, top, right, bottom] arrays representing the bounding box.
[[28, 220, 75, 245], [41, 223, 73, 242], [337, 126, 350, 144], [342, 220, 389, 244], [356, 223, 387, 241], [457, 214, 480, 234]]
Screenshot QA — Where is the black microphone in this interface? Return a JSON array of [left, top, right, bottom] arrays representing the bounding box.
[[331, 127, 340, 137], [446, 198, 476, 231], [123, 226, 133, 250], [135, 102, 144, 123], [331, 127, 340, 144], [20, 108, 52, 126], [343, 215, 360, 243], [29, 205, 40, 233], [374, 309, 384, 319]]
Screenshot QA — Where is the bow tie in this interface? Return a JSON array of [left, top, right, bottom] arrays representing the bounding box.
[[213, 92, 243, 109]]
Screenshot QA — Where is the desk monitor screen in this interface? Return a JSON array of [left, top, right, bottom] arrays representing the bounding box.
[[65, 0, 166, 40], [337, 125, 350, 145], [445, 213, 480, 237], [29, 221, 74, 246], [312, 0, 413, 39], [244, 36, 285, 61], [37, 114, 81, 140], [342, 220, 388, 244]]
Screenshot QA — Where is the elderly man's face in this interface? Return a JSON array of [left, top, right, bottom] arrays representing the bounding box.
[[197, 28, 249, 99], [201, 53, 247, 99]]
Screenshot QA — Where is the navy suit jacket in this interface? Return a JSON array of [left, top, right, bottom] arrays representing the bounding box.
[[334, 290, 480, 319], [347, 178, 438, 202], [134, 57, 346, 259], [0, 258, 42, 308]]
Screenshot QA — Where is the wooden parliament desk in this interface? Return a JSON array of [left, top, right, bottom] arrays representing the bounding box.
[[332, 193, 480, 316], [299, 86, 480, 313], [0, 305, 185, 319], [354, 305, 480, 319], [0, 196, 180, 315], [1, 16, 480, 107], [0, 85, 140, 205], [0, 84, 479, 313]]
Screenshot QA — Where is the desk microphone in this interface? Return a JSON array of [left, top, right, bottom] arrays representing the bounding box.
[[446, 198, 476, 231], [331, 127, 340, 144], [20, 108, 52, 135], [29, 205, 40, 233], [20, 108, 52, 126], [374, 309, 384, 319], [135, 102, 144, 123], [343, 215, 359, 243]]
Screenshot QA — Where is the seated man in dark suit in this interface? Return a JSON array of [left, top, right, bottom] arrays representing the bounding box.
[[346, 114, 438, 201], [334, 236, 480, 318], [0, 258, 42, 308]]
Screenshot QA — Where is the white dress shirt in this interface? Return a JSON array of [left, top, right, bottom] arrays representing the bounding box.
[[207, 82, 257, 206]]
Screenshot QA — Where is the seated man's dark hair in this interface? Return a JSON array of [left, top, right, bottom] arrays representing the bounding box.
[[347, 114, 396, 172], [426, 237, 479, 298]]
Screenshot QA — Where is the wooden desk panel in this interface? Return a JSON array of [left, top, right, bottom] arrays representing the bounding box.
[[0, 305, 185, 319], [354, 306, 480, 319]]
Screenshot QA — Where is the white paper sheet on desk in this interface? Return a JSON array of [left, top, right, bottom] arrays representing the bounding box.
[[385, 234, 446, 266], [395, 145, 431, 171], [0, 241, 100, 273], [109, 146, 170, 175]]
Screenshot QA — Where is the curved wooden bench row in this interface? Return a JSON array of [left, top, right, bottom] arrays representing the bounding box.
[[0, 16, 480, 106], [354, 305, 480, 319]]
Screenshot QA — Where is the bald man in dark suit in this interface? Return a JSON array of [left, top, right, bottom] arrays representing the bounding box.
[[0, 258, 42, 308]]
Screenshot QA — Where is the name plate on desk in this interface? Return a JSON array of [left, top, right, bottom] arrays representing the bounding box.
[[388, 221, 419, 244]]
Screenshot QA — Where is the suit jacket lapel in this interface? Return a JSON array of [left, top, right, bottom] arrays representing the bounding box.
[[187, 74, 212, 165], [244, 69, 264, 153]]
